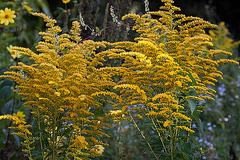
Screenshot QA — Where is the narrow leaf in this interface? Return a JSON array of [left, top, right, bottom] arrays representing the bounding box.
[[186, 70, 196, 86], [187, 99, 197, 114], [199, 118, 204, 133], [182, 152, 189, 160]]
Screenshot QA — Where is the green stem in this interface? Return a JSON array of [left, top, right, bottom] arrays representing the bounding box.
[[64, 129, 74, 160], [170, 127, 173, 160], [129, 113, 159, 160], [150, 117, 168, 153], [116, 122, 123, 160], [145, 101, 168, 153], [25, 135, 33, 160], [52, 116, 56, 160], [37, 108, 45, 160]]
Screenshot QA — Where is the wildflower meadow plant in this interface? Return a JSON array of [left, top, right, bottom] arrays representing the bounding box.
[[0, 12, 112, 159], [0, 8, 16, 25], [0, 0, 239, 159], [99, 0, 238, 159]]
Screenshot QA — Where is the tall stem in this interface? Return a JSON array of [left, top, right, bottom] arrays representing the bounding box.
[[170, 127, 174, 160], [116, 122, 123, 160], [151, 117, 168, 153], [37, 108, 44, 159], [129, 113, 159, 160], [52, 116, 56, 160]]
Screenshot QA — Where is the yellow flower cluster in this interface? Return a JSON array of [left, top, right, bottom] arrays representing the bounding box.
[[0, 114, 25, 125], [177, 126, 195, 133], [163, 120, 173, 127]]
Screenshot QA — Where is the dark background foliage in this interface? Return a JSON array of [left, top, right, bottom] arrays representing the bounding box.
[[148, 0, 240, 41], [47, 0, 240, 41]]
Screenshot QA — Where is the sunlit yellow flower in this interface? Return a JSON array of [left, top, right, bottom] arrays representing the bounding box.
[[110, 110, 124, 122], [91, 145, 105, 155], [110, 110, 122, 115], [62, 0, 71, 4], [0, 8, 16, 25], [13, 111, 26, 121], [7, 45, 21, 59]]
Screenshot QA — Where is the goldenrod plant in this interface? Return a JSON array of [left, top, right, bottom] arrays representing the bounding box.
[[0, 0, 239, 159], [0, 12, 113, 159], [101, 0, 238, 159], [0, 112, 36, 160]]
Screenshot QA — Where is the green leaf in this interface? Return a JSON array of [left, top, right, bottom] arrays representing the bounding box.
[[8, 151, 16, 159], [13, 134, 21, 147], [186, 70, 196, 86], [187, 99, 197, 114], [3, 37, 17, 44], [34, 155, 44, 160], [57, 7, 66, 12], [186, 70, 198, 114], [189, 134, 201, 149], [192, 110, 204, 133], [37, 0, 52, 17], [0, 86, 12, 99], [182, 152, 189, 160], [199, 118, 204, 133], [188, 88, 196, 96], [1, 101, 13, 115], [192, 110, 199, 123], [0, 99, 5, 109]]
